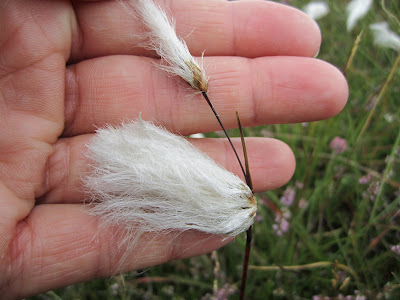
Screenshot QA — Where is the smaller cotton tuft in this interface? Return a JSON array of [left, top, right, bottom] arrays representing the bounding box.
[[85, 118, 256, 237], [302, 1, 330, 21], [370, 22, 400, 51], [346, 0, 373, 32], [119, 0, 208, 92]]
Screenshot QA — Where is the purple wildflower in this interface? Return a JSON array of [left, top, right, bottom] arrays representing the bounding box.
[[215, 284, 236, 299], [255, 215, 264, 223], [330, 137, 348, 154], [359, 174, 372, 184], [295, 181, 304, 189], [337, 271, 348, 283], [365, 180, 381, 201], [298, 198, 308, 209], [272, 209, 291, 236], [280, 218, 290, 233], [391, 244, 400, 255], [202, 283, 236, 300], [280, 187, 296, 207], [214, 130, 225, 137]]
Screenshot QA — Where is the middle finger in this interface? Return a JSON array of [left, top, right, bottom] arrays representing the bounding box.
[[63, 55, 348, 136]]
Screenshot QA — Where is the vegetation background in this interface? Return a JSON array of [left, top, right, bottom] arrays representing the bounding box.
[[30, 0, 400, 299]]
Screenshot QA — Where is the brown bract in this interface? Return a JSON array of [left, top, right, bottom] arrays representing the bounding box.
[[185, 60, 208, 92]]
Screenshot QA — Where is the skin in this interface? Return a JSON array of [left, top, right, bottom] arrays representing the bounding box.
[[0, 0, 348, 298]]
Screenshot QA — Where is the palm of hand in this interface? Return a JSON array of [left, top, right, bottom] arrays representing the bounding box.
[[0, 0, 347, 298]]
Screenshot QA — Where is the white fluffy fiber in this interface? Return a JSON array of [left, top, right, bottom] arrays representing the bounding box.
[[370, 22, 400, 51], [85, 118, 256, 237], [119, 0, 208, 92], [346, 0, 373, 32], [302, 1, 330, 21]]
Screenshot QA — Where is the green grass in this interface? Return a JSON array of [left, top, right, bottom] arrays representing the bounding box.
[[31, 1, 400, 299]]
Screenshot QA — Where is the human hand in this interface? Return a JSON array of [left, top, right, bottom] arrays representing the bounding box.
[[0, 0, 347, 298]]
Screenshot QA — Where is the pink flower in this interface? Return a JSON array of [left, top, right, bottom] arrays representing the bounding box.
[[202, 283, 236, 300], [280, 187, 296, 207], [280, 218, 290, 233], [298, 198, 308, 209], [391, 244, 400, 255], [255, 215, 264, 223], [365, 181, 380, 201], [330, 137, 348, 154], [272, 210, 291, 236], [295, 181, 304, 189], [359, 174, 372, 184]]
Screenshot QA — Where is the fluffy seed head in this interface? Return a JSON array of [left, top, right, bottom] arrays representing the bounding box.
[[346, 0, 373, 31], [370, 22, 400, 51], [302, 1, 330, 21], [85, 118, 256, 236], [120, 0, 208, 92]]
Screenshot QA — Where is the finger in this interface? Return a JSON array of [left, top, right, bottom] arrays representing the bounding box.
[[70, 0, 320, 61], [63, 55, 348, 136], [0, 181, 32, 259], [39, 135, 295, 204], [0, 0, 70, 201], [4, 204, 232, 299]]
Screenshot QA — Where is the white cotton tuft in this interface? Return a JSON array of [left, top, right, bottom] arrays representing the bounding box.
[[370, 22, 400, 51], [85, 118, 256, 237], [346, 0, 373, 32], [119, 0, 208, 92], [302, 1, 330, 21]]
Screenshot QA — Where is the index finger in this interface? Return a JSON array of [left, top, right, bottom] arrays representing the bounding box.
[[70, 0, 321, 61]]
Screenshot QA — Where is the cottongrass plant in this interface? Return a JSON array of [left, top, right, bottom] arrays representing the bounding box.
[[88, 0, 256, 297], [85, 118, 256, 238], [36, 1, 400, 298]]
